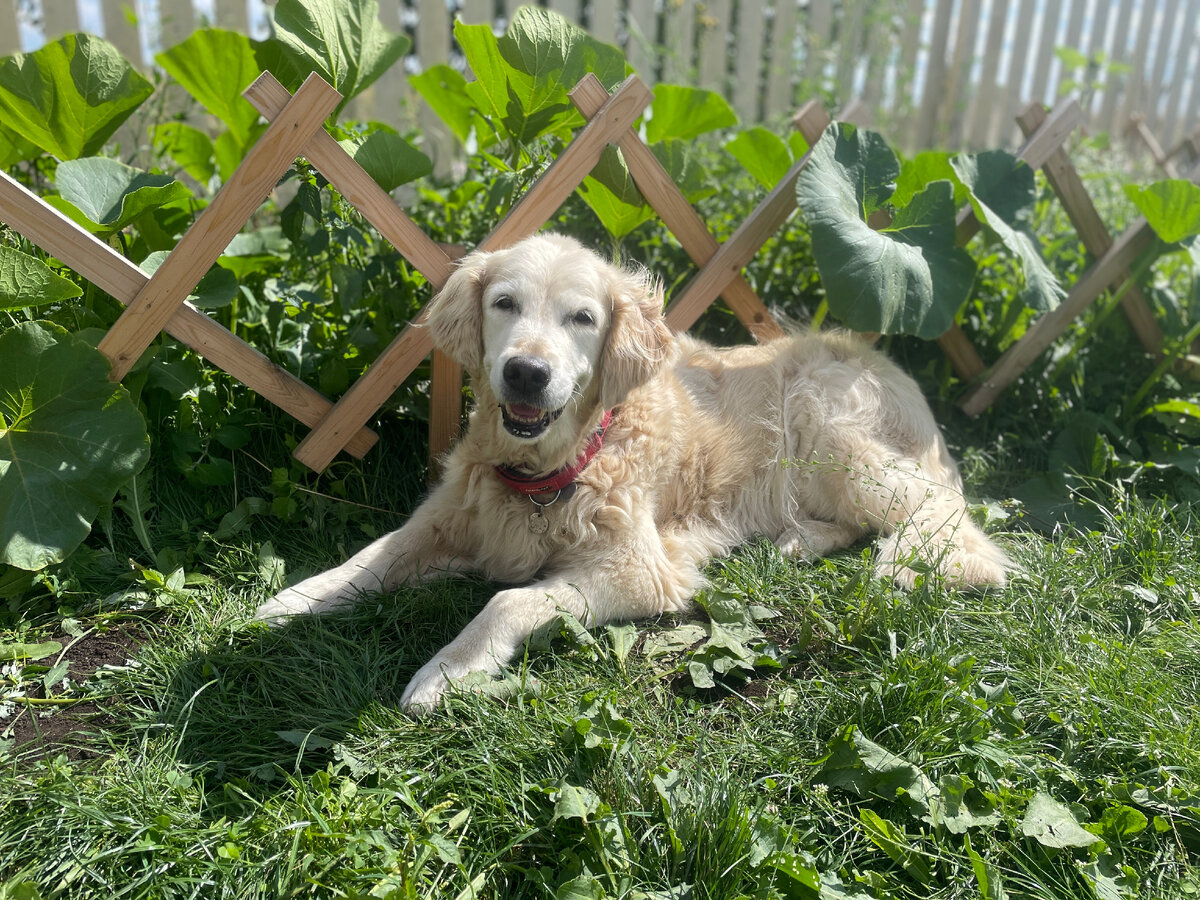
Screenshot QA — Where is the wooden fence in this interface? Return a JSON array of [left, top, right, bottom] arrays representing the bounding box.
[[6, 0, 1200, 160], [3, 57, 1197, 473]]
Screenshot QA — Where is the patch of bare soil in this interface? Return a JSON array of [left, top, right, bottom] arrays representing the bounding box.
[[3, 624, 145, 761]]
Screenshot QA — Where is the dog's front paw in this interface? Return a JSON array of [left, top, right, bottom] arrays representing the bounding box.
[[253, 587, 323, 625], [400, 657, 462, 712]]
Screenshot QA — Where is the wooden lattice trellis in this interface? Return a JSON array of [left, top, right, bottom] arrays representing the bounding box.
[[793, 96, 1197, 416], [2, 69, 1194, 475]]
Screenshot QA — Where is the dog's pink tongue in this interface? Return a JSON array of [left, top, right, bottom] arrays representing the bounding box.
[[508, 404, 542, 421]]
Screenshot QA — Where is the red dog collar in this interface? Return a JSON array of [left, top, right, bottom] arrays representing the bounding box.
[[494, 409, 614, 496]]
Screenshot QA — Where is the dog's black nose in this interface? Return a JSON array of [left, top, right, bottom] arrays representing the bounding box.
[[503, 356, 551, 395]]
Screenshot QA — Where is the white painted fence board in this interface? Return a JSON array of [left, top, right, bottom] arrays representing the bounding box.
[[460, 0, 492, 24], [1148, 0, 1182, 132], [804, 0, 833, 92], [765, 0, 799, 118], [733, 0, 766, 122], [916, 0, 953, 146], [661, 0, 695, 85], [100, 0, 143, 64], [697, 0, 731, 91], [158, 0, 195, 51], [41, 0, 79, 38], [1119, 0, 1159, 125], [548, 0, 580, 24], [969, 0, 1009, 147], [1163, 0, 1200, 145], [942, 0, 981, 145], [214, 0, 248, 31], [1029, 0, 1061, 106], [626, 0, 655, 84], [1100, 0, 1137, 129], [587, 0, 618, 44], [834, 0, 864, 103]]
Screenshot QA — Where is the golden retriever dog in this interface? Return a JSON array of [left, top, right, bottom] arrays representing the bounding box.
[[255, 233, 1008, 709]]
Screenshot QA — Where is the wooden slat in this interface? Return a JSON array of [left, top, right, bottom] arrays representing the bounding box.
[[587, 0, 618, 44], [915, 0, 954, 147], [2, 0, 19, 56], [157, 0, 194, 50], [895, 0, 925, 149], [959, 223, 1158, 416], [242, 72, 456, 288], [98, 74, 342, 380], [0, 171, 377, 457], [1162, 0, 1200, 146], [1029, 0, 1061, 105], [571, 74, 783, 342], [1017, 102, 1164, 355], [804, 0, 833, 91], [1099, 0, 1137, 131], [765, 0, 799, 119], [459, 0, 491, 23], [101, 0, 143, 65], [548, 0, 580, 22], [834, 0, 865, 105], [697, 0, 731, 91], [1118, 0, 1158, 126], [417, 0, 453, 177], [292, 75, 655, 472], [429, 349, 463, 468], [968, 0, 1009, 148], [942, 0, 981, 144], [1146, 0, 1182, 133], [625, 0, 655, 83], [214, 0, 248, 31], [40, 0, 79, 38], [996, 0, 1037, 146], [732, 0, 765, 123], [661, 0, 695, 84], [959, 157, 1200, 416]]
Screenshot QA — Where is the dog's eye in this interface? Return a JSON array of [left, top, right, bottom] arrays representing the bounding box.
[[493, 295, 516, 312], [571, 310, 596, 327]]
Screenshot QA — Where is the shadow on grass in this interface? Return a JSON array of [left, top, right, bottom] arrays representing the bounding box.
[[158, 576, 497, 780]]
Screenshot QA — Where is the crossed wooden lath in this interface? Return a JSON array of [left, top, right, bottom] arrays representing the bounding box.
[[1, 70, 1193, 476]]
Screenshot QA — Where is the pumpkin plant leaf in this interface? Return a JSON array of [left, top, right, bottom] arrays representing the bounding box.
[[266, 0, 410, 115], [796, 124, 975, 338], [0, 33, 153, 160], [0, 246, 82, 311], [0, 322, 150, 571], [1124, 180, 1200, 244], [951, 150, 1064, 312], [339, 130, 432, 192], [646, 84, 738, 144], [156, 28, 263, 146], [52, 158, 192, 235]]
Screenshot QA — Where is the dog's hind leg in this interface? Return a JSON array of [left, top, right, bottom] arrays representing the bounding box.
[[775, 520, 863, 560]]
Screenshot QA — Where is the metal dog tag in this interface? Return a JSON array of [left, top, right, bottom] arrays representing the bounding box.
[[528, 510, 549, 534]]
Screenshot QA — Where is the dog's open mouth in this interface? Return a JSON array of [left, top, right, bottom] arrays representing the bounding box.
[[500, 403, 563, 439]]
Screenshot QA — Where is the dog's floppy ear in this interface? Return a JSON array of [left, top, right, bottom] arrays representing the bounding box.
[[597, 266, 672, 409], [426, 251, 489, 370]]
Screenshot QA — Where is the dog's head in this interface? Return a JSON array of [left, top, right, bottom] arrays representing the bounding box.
[[426, 234, 672, 447]]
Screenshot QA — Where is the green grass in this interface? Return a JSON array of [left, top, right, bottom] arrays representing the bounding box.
[[3, 467, 1199, 898]]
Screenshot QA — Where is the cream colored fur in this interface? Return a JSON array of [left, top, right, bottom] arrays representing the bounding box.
[[255, 234, 1009, 710]]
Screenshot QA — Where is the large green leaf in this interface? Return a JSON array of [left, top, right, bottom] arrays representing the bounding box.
[[0, 122, 40, 168], [51, 157, 192, 235], [267, 0, 409, 116], [0, 322, 150, 570], [0, 246, 82, 311], [339, 130, 432, 192], [894, 150, 965, 208], [951, 150, 1064, 312], [1124, 180, 1200, 244], [499, 5, 627, 92], [578, 140, 713, 239], [156, 29, 263, 146], [0, 34, 153, 160], [454, 8, 627, 146], [1020, 792, 1103, 849], [152, 122, 217, 184], [796, 124, 976, 338], [141, 251, 237, 310], [409, 65, 478, 146], [725, 126, 794, 189], [646, 84, 738, 143]]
